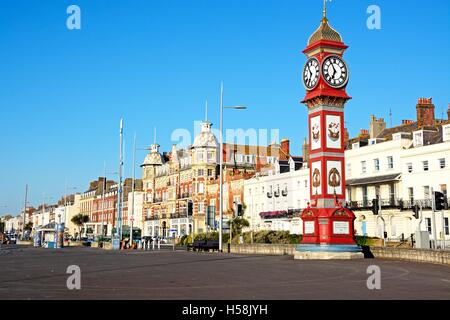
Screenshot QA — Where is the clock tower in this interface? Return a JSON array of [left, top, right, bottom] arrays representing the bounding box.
[[296, 2, 363, 259]]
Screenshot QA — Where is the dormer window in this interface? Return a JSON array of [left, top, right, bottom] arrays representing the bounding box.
[[413, 131, 423, 147], [443, 124, 450, 142], [352, 142, 360, 150]]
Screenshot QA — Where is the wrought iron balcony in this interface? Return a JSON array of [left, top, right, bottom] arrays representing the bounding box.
[[274, 190, 280, 198], [267, 192, 273, 198], [345, 197, 449, 211], [282, 189, 288, 197]]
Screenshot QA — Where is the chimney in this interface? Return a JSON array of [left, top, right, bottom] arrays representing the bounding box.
[[402, 119, 414, 125], [359, 129, 369, 138], [369, 115, 386, 139], [302, 138, 310, 164], [416, 97, 435, 127], [280, 138, 290, 160], [447, 103, 450, 121], [344, 128, 349, 142]]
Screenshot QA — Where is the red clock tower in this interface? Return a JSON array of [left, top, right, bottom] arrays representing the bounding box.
[[296, 3, 362, 259]]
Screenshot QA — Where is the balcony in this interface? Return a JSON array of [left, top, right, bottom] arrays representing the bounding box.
[[282, 189, 288, 197], [274, 190, 280, 198], [145, 215, 159, 221], [267, 192, 273, 199], [345, 198, 450, 211]]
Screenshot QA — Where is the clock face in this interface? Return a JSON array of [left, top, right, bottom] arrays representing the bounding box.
[[322, 55, 349, 89], [303, 57, 320, 90]]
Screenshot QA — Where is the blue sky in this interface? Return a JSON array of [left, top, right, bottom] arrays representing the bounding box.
[[0, 0, 449, 215]]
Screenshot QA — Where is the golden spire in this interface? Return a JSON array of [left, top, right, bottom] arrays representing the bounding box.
[[307, 0, 342, 46]]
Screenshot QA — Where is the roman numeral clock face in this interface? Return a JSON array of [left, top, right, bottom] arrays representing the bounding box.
[[303, 57, 320, 90], [322, 55, 349, 88]]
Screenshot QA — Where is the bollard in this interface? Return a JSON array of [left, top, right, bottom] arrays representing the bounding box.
[[158, 240, 161, 250], [152, 240, 155, 251], [227, 243, 231, 253]]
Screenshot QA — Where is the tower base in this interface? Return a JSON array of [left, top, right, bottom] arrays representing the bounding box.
[[294, 244, 364, 260]]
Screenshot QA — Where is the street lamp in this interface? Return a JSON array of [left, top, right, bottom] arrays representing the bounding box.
[[64, 184, 77, 219], [219, 82, 247, 252], [101, 163, 118, 238]]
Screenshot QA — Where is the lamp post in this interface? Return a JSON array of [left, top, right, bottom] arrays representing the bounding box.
[[101, 164, 118, 238], [64, 184, 77, 226], [218, 82, 246, 252]]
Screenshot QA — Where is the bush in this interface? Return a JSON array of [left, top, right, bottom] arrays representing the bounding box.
[[355, 236, 379, 247], [242, 231, 302, 244], [184, 231, 302, 245]]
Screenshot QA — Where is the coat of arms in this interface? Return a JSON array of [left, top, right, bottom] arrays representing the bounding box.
[[328, 168, 341, 188], [328, 122, 340, 142], [312, 168, 321, 188], [312, 124, 320, 143]]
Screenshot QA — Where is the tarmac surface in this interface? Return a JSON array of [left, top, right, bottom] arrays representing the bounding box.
[[0, 246, 449, 300]]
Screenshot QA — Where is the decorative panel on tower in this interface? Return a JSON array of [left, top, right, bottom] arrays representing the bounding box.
[[325, 114, 342, 150], [310, 115, 322, 150], [326, 160, 343, 196], [311, 160, 322, 196]]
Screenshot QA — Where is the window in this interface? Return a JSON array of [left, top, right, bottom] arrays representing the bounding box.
[[197, 152, 204, 162], [198, 202, 204, 214], [441, 184, 448, 198], [407, 163, 413, 173], [304, 180, 308, 188], [361, 161, 367, 174], [423, 186, 430, 199], [374, 159, 380, 172], [408, 188, 414, 202], [375, 186, 381, 197], [387, 156, 394, 169], [198, 169, 204, 176], [439, 158, 446, 169], [208, 169, 213, 177], [445, 218, 449, 236], [425, 218, 432, 234], [423, 161, 429, 171], [347, 163, 351, 176], [362, 186, 368, 207], [207, 152, 215, 163], [198, 183, 205, 194]]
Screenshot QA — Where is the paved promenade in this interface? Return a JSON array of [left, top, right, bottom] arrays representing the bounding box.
[[1, 246, 449, 300]]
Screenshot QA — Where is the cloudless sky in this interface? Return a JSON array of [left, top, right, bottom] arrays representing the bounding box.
[[1, 0, 449, 215]]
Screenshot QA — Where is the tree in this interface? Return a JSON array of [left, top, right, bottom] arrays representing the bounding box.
[[24, 222, 33, 231], [71, 214, 90, 241], [230, 216, 250, 236]]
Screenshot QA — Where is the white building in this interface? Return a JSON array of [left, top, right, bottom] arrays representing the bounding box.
[[243, 98, 450, 247], [244, 156, 308, 235]]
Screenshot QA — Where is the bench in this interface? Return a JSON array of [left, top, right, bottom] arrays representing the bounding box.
[[187, 240, 207, 252], [187, 240, 220, 252], [202, 241, 220, 252]]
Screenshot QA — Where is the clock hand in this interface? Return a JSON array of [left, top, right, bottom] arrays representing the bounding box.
[[332, 63, 339, 79]]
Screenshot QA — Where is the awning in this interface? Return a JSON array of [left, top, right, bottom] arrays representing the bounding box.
[[346, 173, 401, 186]]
